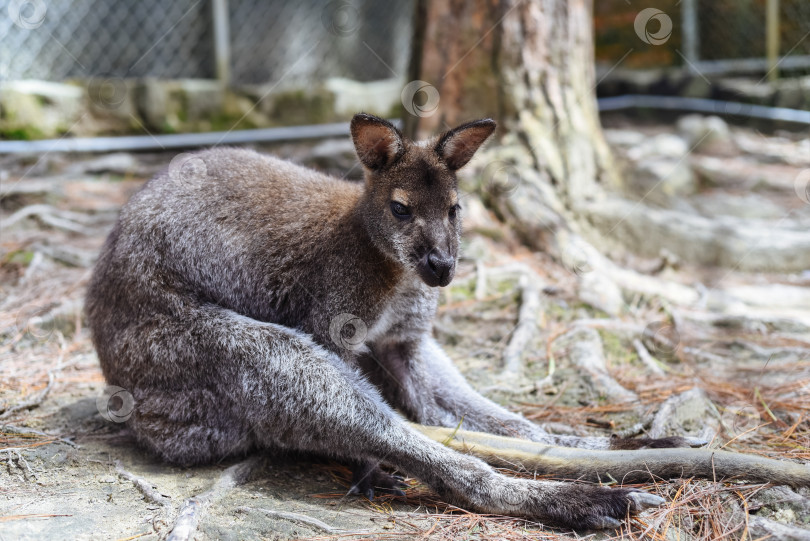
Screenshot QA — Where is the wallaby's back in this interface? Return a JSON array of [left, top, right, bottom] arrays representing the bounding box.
[[85, 147, 393, 386]]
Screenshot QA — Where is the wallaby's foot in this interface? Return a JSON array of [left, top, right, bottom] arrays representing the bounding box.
[[520, 483, 665, 530], [349, 461, 407, 500], [610, 435, 708, 450]]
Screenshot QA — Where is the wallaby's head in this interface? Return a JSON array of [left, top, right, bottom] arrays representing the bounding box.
[[351, 113, 496, 288]]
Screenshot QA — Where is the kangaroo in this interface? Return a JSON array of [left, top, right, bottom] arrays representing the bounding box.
[[86, 113, 705, 529]]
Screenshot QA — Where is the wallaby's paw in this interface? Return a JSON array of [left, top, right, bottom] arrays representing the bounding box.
[[571, 487, 664, 530], [521, 484, 665, 530], [349, 462, 407, 500], [628, 491, 666, 509], [610, 434, 706, 449]]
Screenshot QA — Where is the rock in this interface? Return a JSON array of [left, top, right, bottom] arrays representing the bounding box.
[[325, 77, 401, 118], [80, 77, 141, 135], [0, 80, 84, 138], [676, 114, 731, 149], [175, 79, 225, 130], [223, 90, 267, 129], [136, 79, 229, 133], [135, 78, 171, 132]]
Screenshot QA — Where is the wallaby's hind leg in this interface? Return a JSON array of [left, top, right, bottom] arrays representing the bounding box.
[[114, 306, 664, 528], [129, 386, 255, 466]]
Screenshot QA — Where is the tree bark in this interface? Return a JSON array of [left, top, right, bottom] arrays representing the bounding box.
[[405, 0, 810, 272]]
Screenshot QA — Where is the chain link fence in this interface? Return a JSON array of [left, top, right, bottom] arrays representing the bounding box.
[[595, 0, 810, 77], [1, 0, 413, 85]]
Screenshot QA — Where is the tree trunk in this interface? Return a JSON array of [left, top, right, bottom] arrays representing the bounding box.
[[405, 0, 810, 272]]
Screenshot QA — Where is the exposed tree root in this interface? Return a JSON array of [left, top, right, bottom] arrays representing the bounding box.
[[2, 204, 100, 236], [115, 461, 172, 509], [632, 339, 666, 376], [500, 268, 543, 378], [554, 327, 638, 403], [167, 457, 260, 541], [412, 424, 810, 488], [237, 506, 342, 534]]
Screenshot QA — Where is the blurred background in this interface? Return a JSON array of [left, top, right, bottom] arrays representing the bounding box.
[[1, 0, 809, 140]]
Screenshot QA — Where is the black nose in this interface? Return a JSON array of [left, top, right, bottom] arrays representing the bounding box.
[[427, 252, 454, 285]]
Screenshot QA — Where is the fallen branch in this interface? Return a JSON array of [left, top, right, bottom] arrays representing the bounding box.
[[748, 516, 810, 541], [1, 204, 98, 235], [167, 457, 260, 541], [1, 424, 77, 448], [237, 506, 341, 534], [0, 447, 36, 478], [115, 461, 172, 508], [29, 243, 97, 268]]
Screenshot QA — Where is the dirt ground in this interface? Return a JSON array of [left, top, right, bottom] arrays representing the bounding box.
[[1, 121, 809, 540]]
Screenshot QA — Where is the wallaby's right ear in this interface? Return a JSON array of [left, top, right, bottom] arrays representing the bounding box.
[[351, 113, 404, 170]]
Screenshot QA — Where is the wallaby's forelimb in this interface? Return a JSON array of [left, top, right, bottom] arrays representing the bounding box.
[[412, 424, 810, 488]]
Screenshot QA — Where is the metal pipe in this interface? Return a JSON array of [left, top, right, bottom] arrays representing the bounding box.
[[597, 94, 810, 125], [212, 0, 231, 86], [766, 0, 780, 82], [0, 121, 366, 155], [0, 99, 807, 156], [681, 0, 700, 71]]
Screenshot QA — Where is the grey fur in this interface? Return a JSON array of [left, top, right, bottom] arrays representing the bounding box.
[[86, 114, 674, 530]]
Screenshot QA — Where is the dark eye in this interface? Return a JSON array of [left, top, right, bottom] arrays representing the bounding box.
[[449, 204, 460, 220], [390, 201, 411, 219]]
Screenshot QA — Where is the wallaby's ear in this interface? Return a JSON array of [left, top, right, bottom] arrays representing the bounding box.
[[435, 119, 497, 170], [350, 113, 404, 170]]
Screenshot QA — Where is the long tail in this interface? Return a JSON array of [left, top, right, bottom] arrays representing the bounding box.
[[411, 424, 810, 487]]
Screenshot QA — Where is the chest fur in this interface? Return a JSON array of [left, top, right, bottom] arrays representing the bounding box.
[[365, 278, 439, 346]]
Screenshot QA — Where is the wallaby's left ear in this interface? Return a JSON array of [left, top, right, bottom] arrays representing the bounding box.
[[435, 118, 497, 170]]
